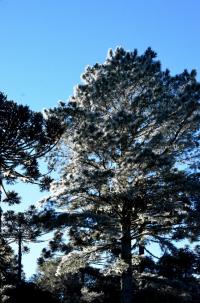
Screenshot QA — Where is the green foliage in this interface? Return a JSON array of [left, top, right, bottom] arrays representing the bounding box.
[[1, 47, 200, 302], [0, 92, 63, 185], [0, 91, 63, 289], [41, 47, 200, 302], [0, 238, 17, 283], [34, 259, 121, 303]]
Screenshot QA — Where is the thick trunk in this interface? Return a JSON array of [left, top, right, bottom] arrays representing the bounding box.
[[138, 244, 145, 273], [121, 212, 133, 303], [18, 232, 22, 283]]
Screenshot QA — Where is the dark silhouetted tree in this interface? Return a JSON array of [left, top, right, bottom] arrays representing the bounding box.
[[0, 92, 63, 298], [2, 209, 41, 283]]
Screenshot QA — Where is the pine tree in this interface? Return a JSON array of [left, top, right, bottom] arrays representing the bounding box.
[[42, 48, 200, 303]]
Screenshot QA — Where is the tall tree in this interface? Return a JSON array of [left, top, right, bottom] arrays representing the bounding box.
[[0, 90, 63, 226], [0, 92, 63, 295], [42, 48, 200, 303]]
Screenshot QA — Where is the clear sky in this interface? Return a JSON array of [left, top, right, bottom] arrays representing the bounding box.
[[0, 0, 200, 278]]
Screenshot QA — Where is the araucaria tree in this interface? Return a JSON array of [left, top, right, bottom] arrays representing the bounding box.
[[0, 92, 63, 295], [44, 48, 200, 303], [0, 92, 63, 189]]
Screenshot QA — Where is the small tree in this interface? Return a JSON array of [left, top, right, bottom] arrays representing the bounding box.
[[2, 209, 41, 283], [0, 237, 17, 283], [43, 48, 200, 303]]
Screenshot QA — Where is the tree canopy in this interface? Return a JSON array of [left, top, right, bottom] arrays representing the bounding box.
[[0, 92, 63, 301], [39, 47, 200, 303], [1, 47, 200, 303], [0, 92, 63, 189]]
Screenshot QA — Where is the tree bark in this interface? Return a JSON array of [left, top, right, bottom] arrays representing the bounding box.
[[0, 205, 2, 235], [18, 231, 22, 283], [139, 244, 144, 256], [121, 208, 133, 303], [0, 176, 2, 234]]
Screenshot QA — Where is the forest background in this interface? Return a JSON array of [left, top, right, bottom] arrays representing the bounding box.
[[0, 0, 200, 278]]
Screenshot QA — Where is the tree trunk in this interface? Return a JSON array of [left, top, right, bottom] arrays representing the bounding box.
[[139, 244, 144, 256], [0, 205, 2, 235], [18, 232, 22, 283], [121, 210, 133, 303], [0, 178, 2, 234], [0, 180, 2, 303]]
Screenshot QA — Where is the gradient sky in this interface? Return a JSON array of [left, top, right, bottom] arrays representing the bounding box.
[[0, 0, 200, 278]]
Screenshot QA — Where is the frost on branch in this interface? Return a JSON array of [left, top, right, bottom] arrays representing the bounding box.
[[102, 258, 129, 276], [56, 248, 98, 275], [81, 287, 103, 303], [56, 252, 87, 275], [40, 47, 200, 303]]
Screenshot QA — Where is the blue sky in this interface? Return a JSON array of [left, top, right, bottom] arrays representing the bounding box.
[[1, 0, 200, 278]]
